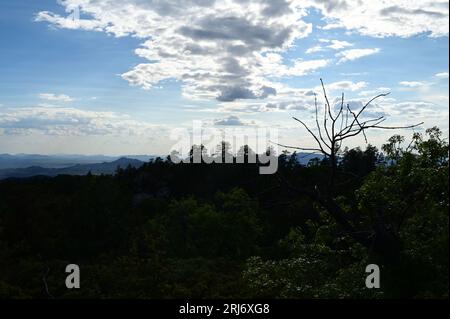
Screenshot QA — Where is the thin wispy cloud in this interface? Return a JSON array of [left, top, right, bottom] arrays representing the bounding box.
[[326, 81, 368, 92], [0, 106, 165, 137], [39, 93, 74, 102], [435, 72, 449, 78], [336, 48, 381, 64], [306, 39, 353, 54], [399, 81, 427, 88], [214, 115, 255, 126]]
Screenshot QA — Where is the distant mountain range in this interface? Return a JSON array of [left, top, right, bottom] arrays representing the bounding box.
[[0, 154, 157, 180], [0, 154, 155, 169], [0, 152, 324, 180], [0, 157, 147, 180], [293, 152, 324, 165]]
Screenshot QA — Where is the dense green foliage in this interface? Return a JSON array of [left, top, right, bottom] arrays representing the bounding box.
[[0, 128, 447, 298]]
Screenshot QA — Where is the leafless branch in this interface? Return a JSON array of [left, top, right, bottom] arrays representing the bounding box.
[[370, 122, 424, 130], [271, 141, 324, 154], [320, 78, 335, 121], [314, 94, 331, 150], [292, 117, 331, 156], [338, 92, 391, 137]]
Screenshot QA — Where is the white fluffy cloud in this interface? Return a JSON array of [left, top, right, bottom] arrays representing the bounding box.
[[0, 106, 165, 136], [38, 0, 316, 102], [388, 101, 443, 118], [336, 48, 381, 64], [305, 45, 324, 54], [435, 72, 449, 78], [399, 81, 426, 87], [306, 39, 352, 54], [326, 80, 368, 92], [327, 39, 353, 50], [35, 0, 448, 104], [39, 93, 74, 102], [213, 115, 255, 126], [308, 0, 449, 38], [35, 10, 104, 31]]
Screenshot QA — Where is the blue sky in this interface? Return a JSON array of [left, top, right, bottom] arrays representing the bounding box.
[[0, 0, 448, 155]]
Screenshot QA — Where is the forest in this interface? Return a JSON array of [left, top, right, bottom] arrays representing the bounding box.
[[0, 127, 448, 299]]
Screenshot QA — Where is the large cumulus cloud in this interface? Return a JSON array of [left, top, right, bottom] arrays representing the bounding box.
[[310, 0, 448, 37], [36, 0, 448, 104], [37, 0, 316, 102]]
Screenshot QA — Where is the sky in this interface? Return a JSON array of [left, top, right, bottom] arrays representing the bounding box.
[[0, 0, 448, 156]]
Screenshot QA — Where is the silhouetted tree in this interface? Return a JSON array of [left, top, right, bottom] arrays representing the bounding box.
[[274, 79, 423, 259]]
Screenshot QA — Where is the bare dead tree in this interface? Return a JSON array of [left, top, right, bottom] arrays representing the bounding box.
[[274, 79, 423, 259], [275, 79, 423, 188]]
